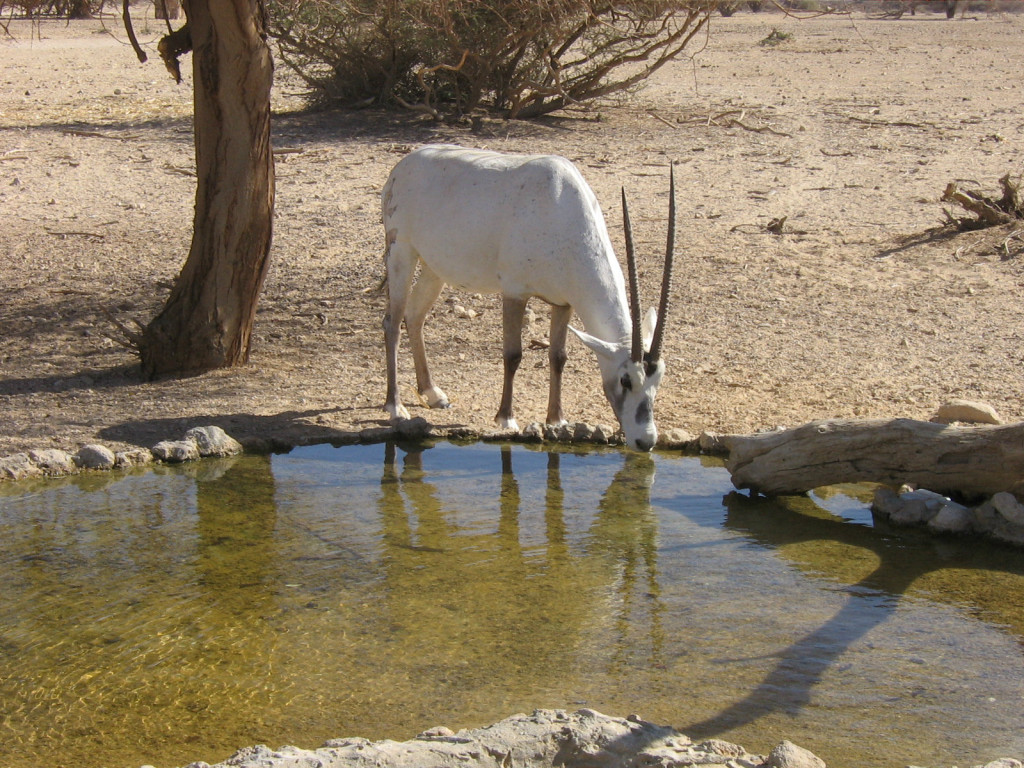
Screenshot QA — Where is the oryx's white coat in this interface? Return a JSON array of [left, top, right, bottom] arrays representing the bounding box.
[[381, 144, 669, 452]]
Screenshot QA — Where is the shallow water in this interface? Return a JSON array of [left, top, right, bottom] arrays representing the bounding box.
[[1, 441, 1022, 768]]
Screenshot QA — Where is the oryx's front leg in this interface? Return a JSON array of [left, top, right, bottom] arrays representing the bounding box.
[[383, 240, 416, 421], [495, 296, 527, 431], [405, 264, 449, 409], [546, 303, 572, 426]]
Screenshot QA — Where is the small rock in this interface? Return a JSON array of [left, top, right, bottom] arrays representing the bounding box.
[[991, 492, 1024, 526], [699, 738, 747, 757], [28, 448, 76, 476], [416, 726, 456, 740], [927, 501, 974, 533], [394, 416, 430, 439], [115, 448, 154, 468], [871, 486, 903, 518], [889, 489, 948, 526], [75, 443, 116, 470], [572, 422, 595, 442], [658, 427, 696, 448], [981, 759, 1024, 768], [933, 399, 1002, 425], [185, 426, 243, 457], [591, 424, 613, 444], [358, 426, 397, 443], [973, 499, 1001, 531], [699, 430, 727, 454], [0, 453, 43, 481], [151, 440, 200, 463], [767, 740, 826, 768], [521, 422, 544, 441]]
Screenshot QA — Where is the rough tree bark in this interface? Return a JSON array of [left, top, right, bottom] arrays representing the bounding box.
[[723, 418, 1024, 500], [139, 0, 275, 379]]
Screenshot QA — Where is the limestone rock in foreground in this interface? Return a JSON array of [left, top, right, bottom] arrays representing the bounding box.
[[768, 740, 826, 768], [177, 709, 781, 768]]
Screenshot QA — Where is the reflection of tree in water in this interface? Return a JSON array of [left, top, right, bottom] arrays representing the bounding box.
[[185, 456, 282, 747], [195, 456, 277, 594], [375, 442, 662, 713]]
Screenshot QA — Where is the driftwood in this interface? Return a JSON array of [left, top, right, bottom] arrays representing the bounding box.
[[941, 174, 1024, 229], [723, 419, 1024, 500]]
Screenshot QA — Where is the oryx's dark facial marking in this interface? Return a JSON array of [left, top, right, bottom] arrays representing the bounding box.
[[635, 397, 651, 425]]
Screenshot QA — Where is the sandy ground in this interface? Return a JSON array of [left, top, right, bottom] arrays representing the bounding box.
[[1, 7, 1022, 462]]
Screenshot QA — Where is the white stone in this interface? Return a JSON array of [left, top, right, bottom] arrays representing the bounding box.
[[572, 422, 595, 441], [521, 422, 544, 441], [658, 427, 696, 448], [75, 443, 116, 470], [185, 426, 244, 457], [872, 486, 904, 517], [180, 709, 765, 768], [927, 502, 974, 533], [28, 448, 76, 476], [991, 492, 1024, 525], [933, 399, 1003, 425], [0, 453, 42, 480], [115, 448, 154, 468], [152, 439, 200, 463], [767, 740, 826, 768]]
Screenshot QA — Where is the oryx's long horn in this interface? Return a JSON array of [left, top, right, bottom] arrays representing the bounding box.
[[647, 163, 676, 365], [622, 187, 643, 364]]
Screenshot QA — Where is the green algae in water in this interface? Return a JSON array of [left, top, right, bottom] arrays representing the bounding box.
[[0, 442, 1022, 768]]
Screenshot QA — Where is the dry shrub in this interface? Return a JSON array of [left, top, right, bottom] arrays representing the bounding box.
[[268, 0, 717, 118], [1, 0, 101, 17]]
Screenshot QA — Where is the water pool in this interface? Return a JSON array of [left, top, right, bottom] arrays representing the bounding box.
[[1, 441, 1022, 767]]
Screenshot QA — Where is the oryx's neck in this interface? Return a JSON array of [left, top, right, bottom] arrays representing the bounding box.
[[573, 282, 632, 346]]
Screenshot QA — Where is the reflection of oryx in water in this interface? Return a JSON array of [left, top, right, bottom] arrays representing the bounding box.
[[375, 443, 663, 687]]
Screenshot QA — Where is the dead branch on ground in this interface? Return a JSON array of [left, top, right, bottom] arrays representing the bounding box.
[[942, 173, 1024, 230]]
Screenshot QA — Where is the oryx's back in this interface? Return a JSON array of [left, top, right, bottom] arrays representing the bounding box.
[[382, 144, 615, 302]]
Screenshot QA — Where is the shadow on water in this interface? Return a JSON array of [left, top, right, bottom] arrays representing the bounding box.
[[1, 441, 1023, 768], [677, 488, 1024, 746]]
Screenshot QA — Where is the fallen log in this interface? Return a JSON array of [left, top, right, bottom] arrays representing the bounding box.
[[723, 418, 1024, 500]]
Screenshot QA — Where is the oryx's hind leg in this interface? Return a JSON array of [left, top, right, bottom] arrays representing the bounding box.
[[546, 303, 572, 426], [404, 264, 449, 409], [495, 296, 527, 431], [383, 239, 417, 421]]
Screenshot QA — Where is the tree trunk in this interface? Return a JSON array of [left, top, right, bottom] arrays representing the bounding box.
[[139, 0, 274, 379], [723, 418, 1024, 500]]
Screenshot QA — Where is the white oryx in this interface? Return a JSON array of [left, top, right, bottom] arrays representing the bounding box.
[[381, 145, 675, 452]]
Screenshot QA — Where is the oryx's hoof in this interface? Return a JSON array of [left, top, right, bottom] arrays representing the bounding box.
[[419, 386, 450, 409], [494, 416, 520, 432], [385, 403, 411, 421]]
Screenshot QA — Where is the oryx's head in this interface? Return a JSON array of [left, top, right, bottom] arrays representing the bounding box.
[[573, 167, 676, 452]]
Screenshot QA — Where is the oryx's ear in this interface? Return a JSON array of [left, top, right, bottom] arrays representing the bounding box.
[[570, 325, 620, 362], [642, 308, 657, 353]]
